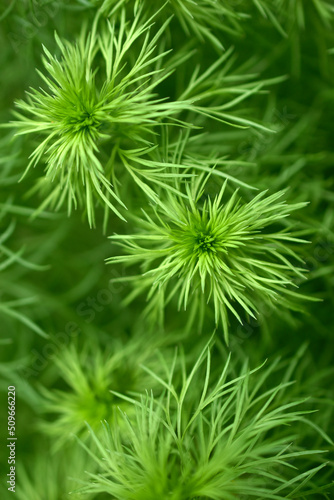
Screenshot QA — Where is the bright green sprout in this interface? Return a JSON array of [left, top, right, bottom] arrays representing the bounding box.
[[11, 10, 178, 226], [108, 178, 312, 342], [9, 9, 188, 226], [9, 6, 279, 227], [75, 342, 332, 499]]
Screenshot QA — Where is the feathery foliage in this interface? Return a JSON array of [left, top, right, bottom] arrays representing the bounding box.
[[9, 6, 280, 227], [1, 0, 333, 498], [0, 229, 48, 338], [11, 10, 178, 225], [38, 334, 172, 448], [77, 342, 332, 499], [109, 177, 311, 341], [15, 447, 96, 500], [99, 0, 245, 49]]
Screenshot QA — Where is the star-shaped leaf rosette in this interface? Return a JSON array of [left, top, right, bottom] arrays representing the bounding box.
[[108, 177, 313, 342]]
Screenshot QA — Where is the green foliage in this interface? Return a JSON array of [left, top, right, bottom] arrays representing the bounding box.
[[15, 447, 96, 500], [109, 177, 311, 341], [0, 0, 333, 498], [10, 10, 179, 225], [38, 334, 172, 448], [8, 5, 281, 227], [77, 343, 332, 499], [99, 0, 245, 49], [0, 136, 50, 337]]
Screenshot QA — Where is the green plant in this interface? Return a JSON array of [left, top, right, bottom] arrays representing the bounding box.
[[1, 0, 333, 498], [15, 447, 96, 500], [8, 6, 280, 227], [109, 177, 311, 341], [77, 343, 332, 499], [38, 334, 172, 448], [99, 0, 246, 49]]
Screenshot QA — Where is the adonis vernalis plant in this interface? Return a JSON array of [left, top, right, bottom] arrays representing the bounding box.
[[76, 343, 332, 499], [9, 6, 280, 227], [0, 0, 333, 498], [11, 10, 178, 226], [109, 178, 311, 341]]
